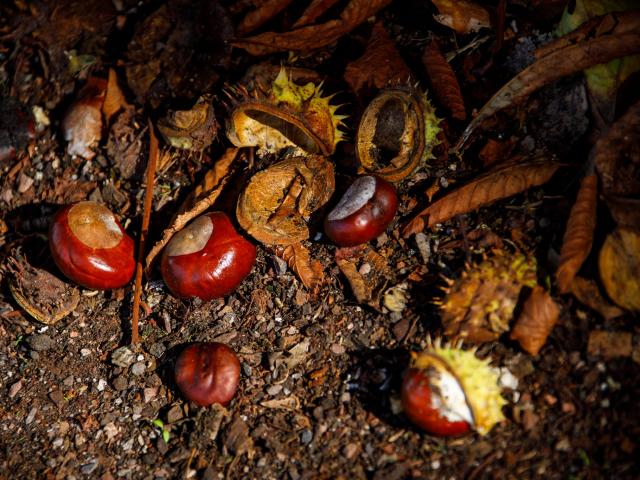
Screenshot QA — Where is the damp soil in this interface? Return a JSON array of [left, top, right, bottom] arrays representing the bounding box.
[[0, 1, 639, 479]]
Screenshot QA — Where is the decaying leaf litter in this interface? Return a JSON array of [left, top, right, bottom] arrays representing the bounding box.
[[1, 0, 639, 478]]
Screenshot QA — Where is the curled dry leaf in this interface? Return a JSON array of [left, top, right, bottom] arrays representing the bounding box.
[[431, 0, 490, 34], [232, 0, 392, 56], [556, 174, 597, 294], [335, 245, 391, 309], [510, 286, 560, 356], [145, 148, 240, 270], [62, 77, 107, 159], [237, 0, 295, 36], [356, 86, 440, 182], [292, 0, 341, 28], [4, 253, 79, 325], [103, 68, 131, 125], [403, 160, 561, 237], [157, 97, 218, 151], [569, 276, 624, 321], [599, 227, 640, 312], [275, 243, 324, 291], [237, 155, 334, 245], [440, 249, 537, 344], [421, 40, 466, 120], [456, 11, 640, 150], [595, 99, 640, 228], [343, 22, 413, 95], [106, 108, 145, 179], [587, 330, 632, 359]]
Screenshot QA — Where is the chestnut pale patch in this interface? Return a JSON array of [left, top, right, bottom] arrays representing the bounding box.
[[165, 215, 213, 256], [427, 366, 474, 425], [68, 201, 123, 249], [327, 176, 377, 221]]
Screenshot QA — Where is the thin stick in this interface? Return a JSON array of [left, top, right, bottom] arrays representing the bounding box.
[[131, 119, 159, 344]]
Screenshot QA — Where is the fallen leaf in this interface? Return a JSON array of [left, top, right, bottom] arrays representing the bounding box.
[[556, 174, 597, 294], [275, 243, 325, 291], [232, 0, 392, 56], [106, 108, 144, 179], [595, 98, 640, 228], [599, 227, 640, 311], [344, 22, 413, 95], [145, 148, 240, 270], [510, 286, 560, 356], [478, 137, 517, 168], [587, 330, 632, 359], [402, 160, 561, 236], [102, 68, 131, 124], [260, 395, 301, 410], [456, 11, 640, 150], [335, 245, 391, 309], [431, 0, 491, 34], [237, 0, 295, 36], [569, 276, 624, 321], [421, 40, 466, 120], [557, 0, 640, 124], [293, 0, 341, 28]]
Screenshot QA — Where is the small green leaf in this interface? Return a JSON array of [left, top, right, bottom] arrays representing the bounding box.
[[162, 429, 170, 443], [152, 418, 164, 429]]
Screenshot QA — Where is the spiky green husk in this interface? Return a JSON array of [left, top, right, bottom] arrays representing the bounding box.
[[414, 339, 506, 435], [440, 250, 538, 343]]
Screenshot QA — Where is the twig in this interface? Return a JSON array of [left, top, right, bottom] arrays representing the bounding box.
[[131, 119, 159, 344]]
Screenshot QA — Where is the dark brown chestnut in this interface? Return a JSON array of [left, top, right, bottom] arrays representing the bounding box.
[[161, 212, 256, 301], [174, 342, 241, 407], [324, 175, 398, 247], [49, 201, 135, 290]]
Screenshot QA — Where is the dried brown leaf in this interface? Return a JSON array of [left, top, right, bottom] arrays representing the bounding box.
[[232, 0, 392, 56], [276, 243, 324, 291], [344, 22, 412, 94], [403, 160, 561, 237], [293, 0, 341, 28], [421, 40, 466, 120], [588, 330, 632, 359], [103, 68, 131, 125], [335, 245, 391, 309], [478, 138, 517, 168], [569, 276, 624, 321], [237, 0, 295, 36], [510, 286, 560, 356], [145, 148, 240, 271], [556, 174, 597, 294], [457, 12, 640, 150], [431, 0, 490, 34]]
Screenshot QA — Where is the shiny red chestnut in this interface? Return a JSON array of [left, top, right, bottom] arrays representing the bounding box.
[[402, 368, 472, 437], [324, 175, 398, 247], [49, 201, 135, 290], [161, 212, 256, 301], [174, 342, 241, 407]]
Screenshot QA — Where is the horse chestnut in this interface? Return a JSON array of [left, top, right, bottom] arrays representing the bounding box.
[[49, 201, 135, 290], [161, 212, 256, 301], [401, 367, 472, 436], [324, 175, 398, 247], [174, 342, 240, 407], [401, 342, 506, 437]]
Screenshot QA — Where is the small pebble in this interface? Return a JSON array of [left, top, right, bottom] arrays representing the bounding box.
[[27, 334, 54, 352], [130, 362, 146, 376], [111, 346, 135, 368], [300, 429, 313, 445]]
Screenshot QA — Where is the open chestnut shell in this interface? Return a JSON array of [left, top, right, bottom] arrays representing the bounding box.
[[174, 342, 241, 407], [161, 212, 256, 301], [49, 201, 135, 290], [324, 175, 398, 247]]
